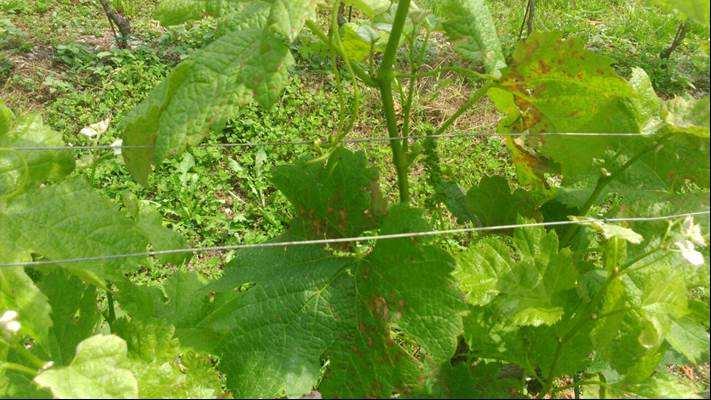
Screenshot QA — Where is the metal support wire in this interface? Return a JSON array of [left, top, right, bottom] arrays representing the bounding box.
[[3, 131, 664, 152], [1, 210, 707, 268]]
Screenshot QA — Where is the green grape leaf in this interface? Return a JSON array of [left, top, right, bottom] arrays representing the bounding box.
[[340, 23, 370, 62], [664, 95, 710, 138], [0, 113, 74, 199], [432, 0, 506, 76], [498, 220, 577, 326], [0, 101, 13, 134], [462, 305, 528, 367], [454, 237, 511, 307], [213, 238, 351, 398], [340, 22, 381, 61], [605, 370, 703, 398], [123, 196, 190, 265], [0, 267, 51, 343], [441, 180, 479, 225], [363, 206, 465, 363], [272, 147, 386, 239], [650, 0, 711, 27], [628, 67, 665, 135], [591, 277, 628, 352], [0, 365, 50, 398], [666, 316, 710, 364], [570, 217, 644, 244], [34, 335, 138, 399], [345, 0, 391, 18], [1, 178, 153, 286], [459, 219, 578, 327], [37, 270, 100, 365], [625, 255, 689, 349], [418, 361, 521, 398], [116, 272, 219, 352], [122, 0, 319, 184], [154, 0, 223, 26], [465, 176, 538, 226], [530, 322, 594, 379], [587, 275, 671, 383], [112, 319, 221, 398], [319, 263, 422, 398], [591, 253, 690, 382]]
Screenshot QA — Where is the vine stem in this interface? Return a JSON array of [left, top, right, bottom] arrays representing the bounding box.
[[553, 379, 607, 394], [12, 342, 47, 370], [304, 20, 376, 87], [400, 23, 423, 156], [376, 0, 412, 204], [0, 361, 37, 377], [106, 288, 117, 326]]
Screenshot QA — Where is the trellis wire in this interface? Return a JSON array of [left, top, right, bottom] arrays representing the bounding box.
[[3, 131, 663, 152], [1, 210, 708, 268]]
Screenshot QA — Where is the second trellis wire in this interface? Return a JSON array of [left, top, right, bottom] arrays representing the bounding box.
[[5, 131, 666, 152], [1, 210, 708, 268]]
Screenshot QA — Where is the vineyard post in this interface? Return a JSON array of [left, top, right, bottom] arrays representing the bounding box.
[[98, 0, 132, 48], [519, 0, 536, 39], [660, 21, 688, 59]]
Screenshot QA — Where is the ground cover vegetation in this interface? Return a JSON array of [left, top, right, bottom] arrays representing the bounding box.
[[1, 0, 709, 398]]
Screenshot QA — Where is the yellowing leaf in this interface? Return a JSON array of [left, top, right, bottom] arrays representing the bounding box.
[[35, 335, 138, 399], [570, 216, 644, 244]]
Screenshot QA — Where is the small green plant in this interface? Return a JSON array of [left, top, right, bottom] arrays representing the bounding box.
[[1, 0, 709, 398], [0, 18, 29, 51], [0, 0, 28, 14]]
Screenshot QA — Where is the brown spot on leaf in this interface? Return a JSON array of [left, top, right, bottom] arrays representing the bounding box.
[[372, 296, 389, 320], [537, 60, 550, 74], [358, 322, 366, 333]]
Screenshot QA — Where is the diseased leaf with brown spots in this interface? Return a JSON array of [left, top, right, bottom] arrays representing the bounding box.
[[322, 206, 466, 397], [272, 147, 386, 240]]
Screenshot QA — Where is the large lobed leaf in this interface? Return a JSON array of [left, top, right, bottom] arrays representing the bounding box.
[[1, 178, 159, 286], [457, 217, 578, 327], [321, 205, 465, 397], [154, 0, 224, 26], [121, 0, 319, 184], [0, 107, 74, 200], [34, 332, 220, 398], [491, 33, 710, 222], [116, 149, 467, 398], [214, 239, 352, 398], [433, 0, 506, 76], [272, 147, 386, 239], [34, 335, 139, 398], [0, 111, 188, 286]]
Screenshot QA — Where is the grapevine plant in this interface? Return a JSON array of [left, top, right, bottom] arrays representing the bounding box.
[[1, 0, 710, 398]]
